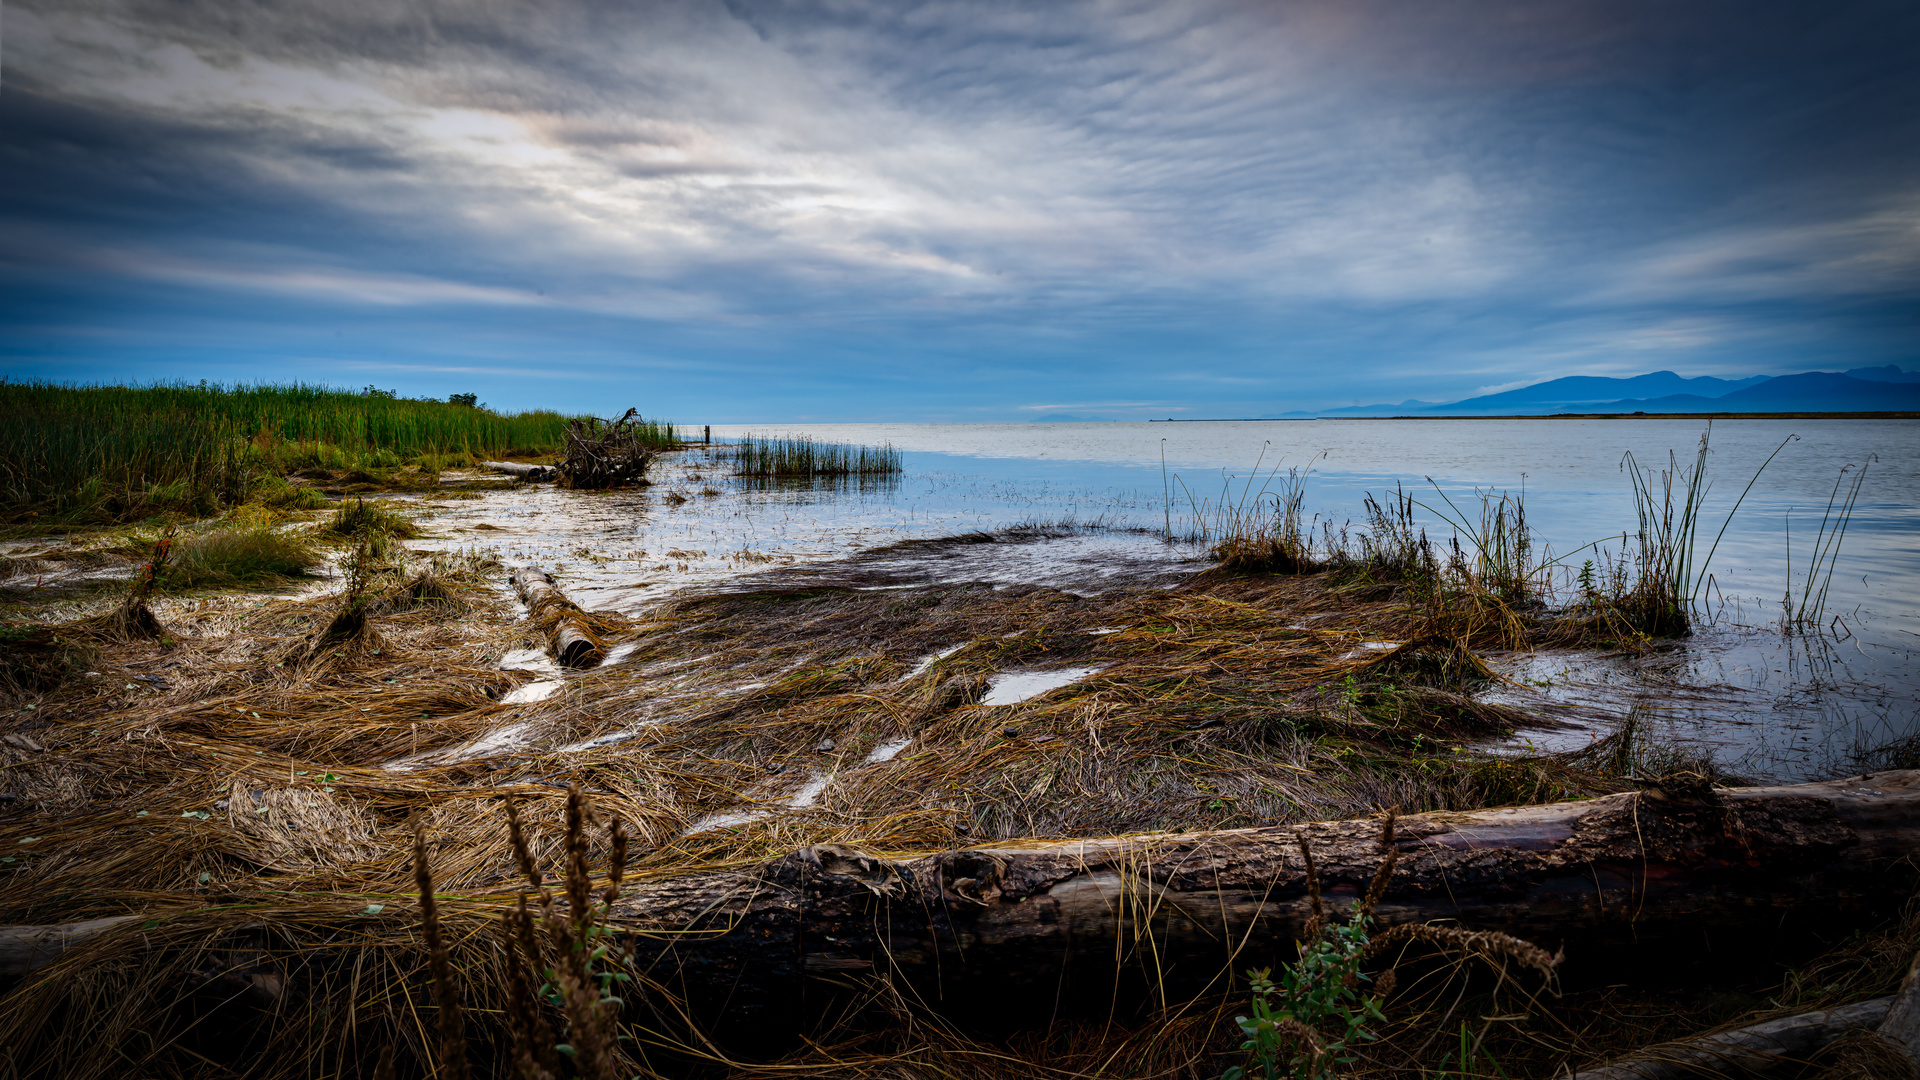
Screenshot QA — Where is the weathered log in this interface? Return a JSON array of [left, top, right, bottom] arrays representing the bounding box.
[[480, 460, 553, 481], [0, 915, 142, 977], [1566, 998, 1892, 1079], [4, 776, 1914, 1033], [509, 567, 604, 668], [1878, 949, 1920, 1064], [608, 772, 1920, 1027]]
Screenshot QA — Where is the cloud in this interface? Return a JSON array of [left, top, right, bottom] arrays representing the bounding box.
[[4, 0, 1918, 417]]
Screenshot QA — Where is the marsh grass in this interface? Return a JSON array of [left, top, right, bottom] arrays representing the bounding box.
[[0, 518, 1900, 1080], [161, 526, 325, 589], [728, 435, 902, 477], [0, 380, 580, 525], [323, 497, 420, 541], [1196, 425, 1837, 649], [1604, 426, 1796, 636], [1784, 456, 1874, 632]]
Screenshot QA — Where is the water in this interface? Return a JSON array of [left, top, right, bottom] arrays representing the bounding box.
[[979, 667, 1106, 708], [418, 418, 1917, 782]]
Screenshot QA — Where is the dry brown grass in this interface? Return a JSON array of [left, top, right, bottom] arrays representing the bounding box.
[[0, 514, 1889, 1079]]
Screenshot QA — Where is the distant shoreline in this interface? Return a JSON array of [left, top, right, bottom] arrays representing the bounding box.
[[1142, 411, 1920, 422]]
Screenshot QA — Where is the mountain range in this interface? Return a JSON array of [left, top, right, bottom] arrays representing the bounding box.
[[1278, 365, 1920, 418]]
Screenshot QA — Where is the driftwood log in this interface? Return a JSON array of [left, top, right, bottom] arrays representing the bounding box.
[[509, 567, 604, 668], [3, 775, 1915, 1039], [0, 915, 141, 978], [608, 772, 1920, 1028], [1882, 949, 1920, 1063], [1567, 997, 1895, 1079], [480, 461, 553, 481]]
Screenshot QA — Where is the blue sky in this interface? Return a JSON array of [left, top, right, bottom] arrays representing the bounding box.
[[3, 0, 1917, 421]]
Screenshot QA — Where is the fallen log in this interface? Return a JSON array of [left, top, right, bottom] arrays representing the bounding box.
[[1882, 949, 1920, 1062], [607, 772, 1920, 1028], [510, 567, 604, 668], [480, 460, 553, 481], [1566, 998, 1892, 1079], [3, 775, 1914, 1031], [0, 915, 142, 977]]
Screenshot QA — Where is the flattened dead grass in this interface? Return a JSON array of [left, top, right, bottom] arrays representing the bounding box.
[[0, 524, 1769, 1080]]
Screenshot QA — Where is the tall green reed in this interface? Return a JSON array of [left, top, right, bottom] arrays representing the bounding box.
[[0, 379, 592, 523], [1784, 456, 1872, 632], [727, 435, 901, 477], [1616, 425, 1795, 636]]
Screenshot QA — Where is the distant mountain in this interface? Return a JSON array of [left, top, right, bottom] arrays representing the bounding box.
[[1571, 372, 1920, 414], [1285, 366, 1920, 417], [1846, 365, 1920, 384], [1440, 371, 1769, 413]]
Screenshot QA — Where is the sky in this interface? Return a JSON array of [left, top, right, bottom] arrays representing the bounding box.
[[3, 0, 1917, 422]]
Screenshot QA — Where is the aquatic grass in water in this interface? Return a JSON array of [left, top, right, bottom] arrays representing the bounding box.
[[1784, 455, 1873, 632], [728, 434, 902, 477], [1170, 444, 1321, 573], [1613, 425, 1796, 636]]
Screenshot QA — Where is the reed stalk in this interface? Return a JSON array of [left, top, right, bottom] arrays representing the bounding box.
[[727, 434, 901, 477], [1615, 426, 1796, 636], [1785, 456, 1874, 631]]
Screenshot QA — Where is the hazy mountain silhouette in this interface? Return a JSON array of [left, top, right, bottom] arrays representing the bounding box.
[[1269, 365, 1920, 418], [1568, 371, 1920, 413]]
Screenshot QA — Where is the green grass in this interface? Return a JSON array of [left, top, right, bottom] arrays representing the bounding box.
[[323, 499, 420, 540], [728, 435, 902, 477], [0, 380, 674, 526], [161, 526, 325, 588]]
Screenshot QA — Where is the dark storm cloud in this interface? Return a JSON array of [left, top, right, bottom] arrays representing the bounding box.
[[2, 0, 1916, 418]]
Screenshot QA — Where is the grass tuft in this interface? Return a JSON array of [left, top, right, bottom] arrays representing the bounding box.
[[162, 526, 325, 588], [324, 498, 419, 540]]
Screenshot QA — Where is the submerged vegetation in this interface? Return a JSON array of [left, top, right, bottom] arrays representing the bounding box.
[[727, 433, 902, 477]]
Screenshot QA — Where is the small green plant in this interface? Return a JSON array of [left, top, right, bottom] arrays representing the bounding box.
[[1435, 1020, 1511, 1079], [1223, 816, 1558, 1080], [1224, 916, 1386, 1080]]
